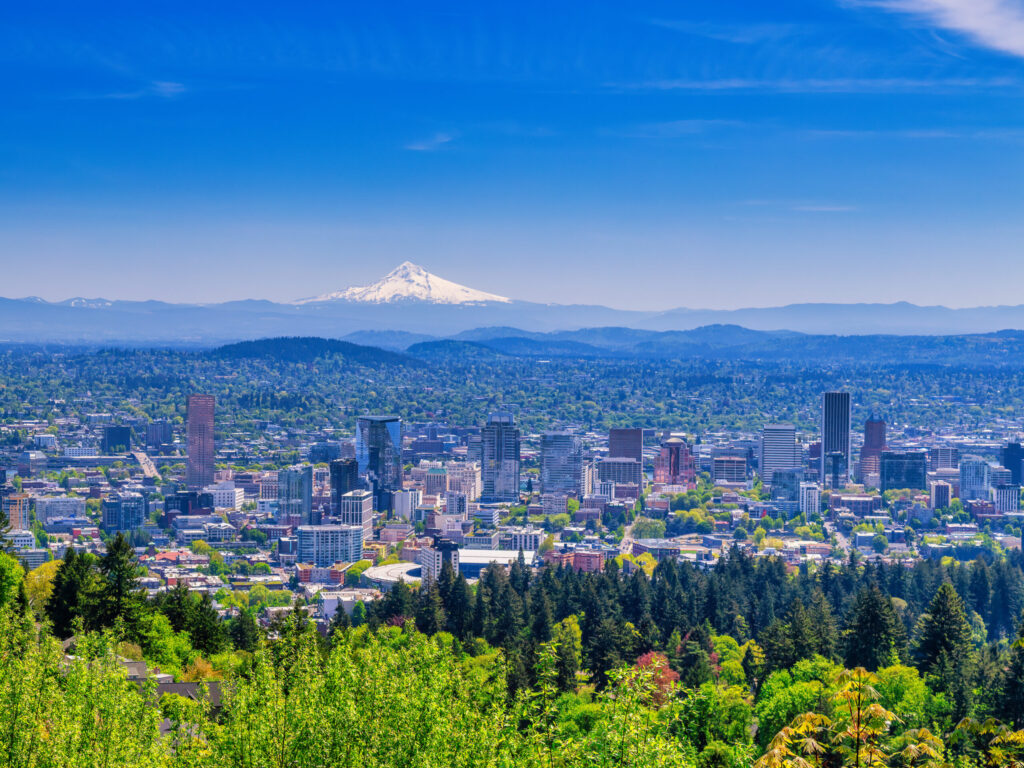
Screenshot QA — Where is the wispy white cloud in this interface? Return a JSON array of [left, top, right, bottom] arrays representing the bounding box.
[[848, 0, 1024, 58], [647, 19, 805, 44], [792, 204, 859, 212], [605, 119, 743, 139], [742, 199, 860, 213], [609, 76, 1017, 92], [804, 126, 1024, 140], [404, 132, 456, 152], [70, 80, 187, 100]]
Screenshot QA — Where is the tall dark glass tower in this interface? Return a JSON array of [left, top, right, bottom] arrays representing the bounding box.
[[330, 458, 360, 514], [820, 391, 851, 487], [356, 415, 402, 511]]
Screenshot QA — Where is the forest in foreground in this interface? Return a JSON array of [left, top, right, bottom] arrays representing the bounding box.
[[8, 539, 1024, 766]]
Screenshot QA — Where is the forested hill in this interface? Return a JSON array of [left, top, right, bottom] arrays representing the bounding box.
[[208, 336, 416, 366], [407, 326, 1024, 366]]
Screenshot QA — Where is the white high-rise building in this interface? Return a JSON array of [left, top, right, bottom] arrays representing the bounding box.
[[296, 525, 363, 567], [760, 424, 799, 486], [799, 483, 820, 517], [994, 484, 1021, 514], [446, 461, 481, 500], [930, 480, 952, 510], [392, 489, 422, 521], [339, 489, 374, 538], [960, 457, 991, 502]]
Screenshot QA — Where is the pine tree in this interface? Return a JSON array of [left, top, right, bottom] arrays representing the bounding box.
[[416, 581, 446, 635], [45, 547, 96, 639], [351, 600, 368, 628], [915, 582, 975, 676], [969, 557, 992, 620], [230, 608, 260, 652], [844, 584, 906, 671], [96, 533, 146, 638], [808, 588, 839, 660], [998, 612, 1024, 726], [189, 593, 227, 656]]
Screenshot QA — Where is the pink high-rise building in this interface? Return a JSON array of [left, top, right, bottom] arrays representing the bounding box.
[[186, 394, 215, 489]]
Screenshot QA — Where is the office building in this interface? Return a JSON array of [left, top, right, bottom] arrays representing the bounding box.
[[2, 493, 31, 531], [186, 394, 215, 490], [928, 447, 961, 471], [879, 451, 928, 492], [859, 414, 887, 479], [541, 432, 583, 496], [771, 468, 806, 502], [392, 489, 422, 521], [653, 437, 696, 485], [146, 420, 173, 450], [799, 483, 820, 517], [597, 457, 643, 487], [34, 496, 86, 523], [1002, 443, 1024, 485], [329, 458, 360, 514], [821, 392, 851, 487], [608, 428, 643, 464], [296, 525, 364, 567], [340, 489, 374, 538], [101, 492, 145, 532], [309, 442, 342, 464], [760, 424, 799, 485], [960, 457, 991, 502], [930, 481, 952, 510], [278, 465, 314, 524], [101, 425, 132, 454], [446, 461, 481, 500], [712, 456, 747, 484], [481, 412, 521, 502], [995, 484, 1021, 514], [203, 483, 244, 510], [356, 416, 402, 511], [418, 537, 460, 584]]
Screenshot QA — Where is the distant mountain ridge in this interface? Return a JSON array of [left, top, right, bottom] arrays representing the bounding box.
[[5, 262, 1024, 341], [197, 328, 1024, 368]]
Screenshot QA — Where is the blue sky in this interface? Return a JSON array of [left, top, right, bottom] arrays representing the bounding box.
[[2, 0, 1024, 308]]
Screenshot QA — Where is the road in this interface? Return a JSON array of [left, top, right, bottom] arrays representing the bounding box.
[[132, 450, 159, 479]]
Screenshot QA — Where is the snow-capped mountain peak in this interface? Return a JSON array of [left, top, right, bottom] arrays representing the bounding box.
[[296, 262, 511, 305]]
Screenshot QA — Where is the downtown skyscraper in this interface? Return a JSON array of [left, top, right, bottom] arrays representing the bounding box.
[[186, 394, 215, 490], [480, 412, 520, 502], [541, 432, 584, 496], [356, 415, 402, 511], [760, 424, 799, 486], [820, 391, 851, 487]]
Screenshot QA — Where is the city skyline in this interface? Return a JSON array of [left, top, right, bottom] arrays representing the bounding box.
[[4, 1, 1024, 309]]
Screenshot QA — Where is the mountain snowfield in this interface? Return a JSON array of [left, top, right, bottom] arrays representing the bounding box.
[[296, 261, 511, 305]]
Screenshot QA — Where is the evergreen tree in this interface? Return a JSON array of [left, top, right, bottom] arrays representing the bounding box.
[[969, 557, 992, 620], [415, 581, 446, 635], [96, 533, 146, 638], [189, 593, 227, 656], [230, 608, 260, 652], [157, 582, 195, 634], [915, 582, 975, 676], [808, 588, 839, 660], [844, 584, 906, 671], [45, 547, 96, 639], [998, 612, 1024, 726], [351, 600, 368, 628]]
